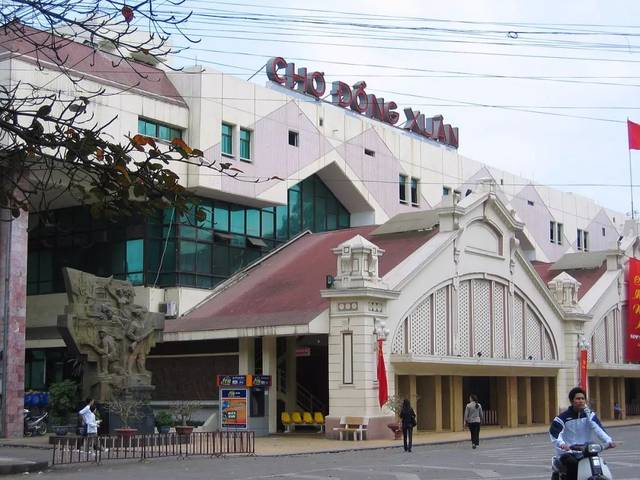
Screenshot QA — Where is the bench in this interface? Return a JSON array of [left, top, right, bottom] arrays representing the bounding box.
[[281, 411, 325, 433], [332, 416, 369, 441]]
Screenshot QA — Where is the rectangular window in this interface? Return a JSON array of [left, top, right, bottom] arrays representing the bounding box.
[[221, 123, 233, 156], [577, 229, 588, 251], [550, 221, 556, 243], [240, 128, 251, 161], [557, 223, 563, 245], [399, 174, 408, 203], [527, 200, 534, 206], [288, 130, 299, 147], [138, 117, 182, 141], [410, 177, 419, 206], [443, 186, 451, 196], [342, 332, 353, 385], [364, 148, 375, 157], [602, 227, 606, 237]]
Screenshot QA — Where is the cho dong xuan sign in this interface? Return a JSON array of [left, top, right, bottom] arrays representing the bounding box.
[[266, 56, 459, 149]]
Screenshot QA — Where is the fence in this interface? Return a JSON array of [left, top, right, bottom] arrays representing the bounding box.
[[483, 409, 498, 425], [52, 431, 255, 465], [626, 403, 640, 416]]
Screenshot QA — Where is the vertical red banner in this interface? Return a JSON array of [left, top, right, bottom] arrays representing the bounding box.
[[377, 339, 388, 408], [579, 349, 588, 392], [626, 258, 640, 362]]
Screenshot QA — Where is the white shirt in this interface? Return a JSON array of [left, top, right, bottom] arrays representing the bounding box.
[[79, 405, 98, 434]]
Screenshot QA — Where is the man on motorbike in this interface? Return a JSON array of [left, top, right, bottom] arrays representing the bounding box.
[[549, 387, 616, 480]]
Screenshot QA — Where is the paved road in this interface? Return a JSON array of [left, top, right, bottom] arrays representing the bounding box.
[[4, 425, 638, 479]]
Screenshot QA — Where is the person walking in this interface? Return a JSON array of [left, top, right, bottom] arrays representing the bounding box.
[[78, 398, 99, 452], [399, 398, 417, 452], [464, 394, 483, 449]]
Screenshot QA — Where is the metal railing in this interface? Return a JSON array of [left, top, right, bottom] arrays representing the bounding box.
[[626, 402, 640, 416], [483, 409, 498, 425], [52, 431, 255, 465]]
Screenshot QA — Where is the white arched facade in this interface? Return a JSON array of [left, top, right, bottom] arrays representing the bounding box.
[[390, 276, 558, 362]]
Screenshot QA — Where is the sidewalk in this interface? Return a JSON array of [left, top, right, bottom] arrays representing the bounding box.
[[1, 418, 638, 458]]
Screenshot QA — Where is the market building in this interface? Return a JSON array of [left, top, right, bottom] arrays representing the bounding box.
[[2, 24, 639, 438]]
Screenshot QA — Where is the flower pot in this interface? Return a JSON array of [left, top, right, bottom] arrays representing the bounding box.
[[387, 422, 402, 440], [115, 427, 137, 439], [158, 425, 171, 434], [175, 425, 193, 435]]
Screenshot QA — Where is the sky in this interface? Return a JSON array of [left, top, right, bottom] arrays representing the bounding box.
[[159, 0, 640, 215]]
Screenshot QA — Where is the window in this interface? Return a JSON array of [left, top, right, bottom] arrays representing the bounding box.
[[319, 117, 324, 126], [577, 229, 589, 252], [288, 130, 299, 147], [240, 128, 251, 161], [550, 221, 556, 243], [602, 227, 606, 237], [443, 186, 451, 196], [138, 118, 182, 142], [527, 200, 534, 206], [410, 177, 419, 206], [557, 223, 563, 245], [399, 174, 408, 203], [364, 148, 375, 157], [221, 123, 233, 156]]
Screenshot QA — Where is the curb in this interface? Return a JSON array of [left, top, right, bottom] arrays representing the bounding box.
[[0, 459, 49, 476]]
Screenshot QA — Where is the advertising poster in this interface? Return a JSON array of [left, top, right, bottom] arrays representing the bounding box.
[[220, 388, 248, 430]]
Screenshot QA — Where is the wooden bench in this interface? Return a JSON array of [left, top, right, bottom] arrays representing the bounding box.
[[332, 416, 369, 441]]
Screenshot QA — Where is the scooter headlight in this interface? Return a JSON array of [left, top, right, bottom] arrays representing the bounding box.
[[587, 444, 603, 454]]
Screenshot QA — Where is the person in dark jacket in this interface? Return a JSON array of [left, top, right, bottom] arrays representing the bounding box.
[[464, 394, 483, 448], [399, 399, 417, 452]]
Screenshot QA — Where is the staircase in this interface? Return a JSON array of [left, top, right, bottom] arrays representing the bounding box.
[[277, 365, 327, 414]]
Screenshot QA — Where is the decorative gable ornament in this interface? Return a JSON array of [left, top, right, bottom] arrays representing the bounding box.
[[548, 271, 582, 313], [332, 235, 386, 289]]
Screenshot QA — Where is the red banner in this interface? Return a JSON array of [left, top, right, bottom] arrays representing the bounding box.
[[579, 349, 588, 392], [377, 339, 388, 408], [626, 258, 640, 362]]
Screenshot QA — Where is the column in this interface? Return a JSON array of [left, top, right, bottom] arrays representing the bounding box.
[[590, 377, 601, 414], [532, 377, 549, 423], [262, 336, 278, 434], [285, 336, 297, 412], [0, 211, 27, 438], [600, 377, 614, 420], [238, 337, 255, 375], [615, 378, 626, 419], [434, 375, 443, 432], [518, 377, 533, 425], [408, 375, 417, 425], [451, 376, 464, 432]]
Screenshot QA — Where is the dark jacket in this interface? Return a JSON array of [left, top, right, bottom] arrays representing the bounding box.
[[399, 407, 416, 429]]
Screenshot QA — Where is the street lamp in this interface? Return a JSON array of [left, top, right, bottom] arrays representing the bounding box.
[[374, 318, 390, 341]]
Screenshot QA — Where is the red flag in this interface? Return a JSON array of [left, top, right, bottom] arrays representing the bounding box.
[[628, 120, 640, 150], [377, 339, 388, 407], [626, 257, 640, 361], [579, 349, 588, 392]]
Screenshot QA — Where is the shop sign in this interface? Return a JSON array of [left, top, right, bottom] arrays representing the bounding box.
[[251, 374, 272, 387], [220, 388, 248, 430], [626, 257, 640, 362], [266, 56, 459, 149], [217, 374, 248, 387]]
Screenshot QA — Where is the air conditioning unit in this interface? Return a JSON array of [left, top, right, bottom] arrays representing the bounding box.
[[159, 301, 178, 319]]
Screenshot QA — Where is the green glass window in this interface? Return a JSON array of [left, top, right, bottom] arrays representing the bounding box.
[[180, 241, 197, 272], [195, 243, 212, 274], [240, 129, 251, 160], [315, 197, 326, 232], [275, 206, 288, 240], [288, 189, 301, 236], [221, 123, 233, 156], [411, 177, 419, 205], [302, 184, 314, 231], [213, 244, 230, 276], [126, 239, 144, 284], [138, 117, 182, 141], [261, 208, 274, 238], [246, 209, 260, 237], [214, 203, 229, 232], [230, 206, 245, 234]]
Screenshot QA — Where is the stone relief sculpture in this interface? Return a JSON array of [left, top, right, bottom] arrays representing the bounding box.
[[58, 268, 164, 402]]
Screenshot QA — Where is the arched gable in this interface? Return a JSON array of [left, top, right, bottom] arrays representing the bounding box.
[[391, 275, 558, 361], [588, 307, 624, 365]]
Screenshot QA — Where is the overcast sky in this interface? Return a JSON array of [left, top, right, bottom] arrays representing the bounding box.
[[168, 0, 640, 215]]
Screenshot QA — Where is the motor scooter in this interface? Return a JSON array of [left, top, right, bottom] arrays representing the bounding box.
[[551, 443, 612, 480], [23, 409, 48, 436]]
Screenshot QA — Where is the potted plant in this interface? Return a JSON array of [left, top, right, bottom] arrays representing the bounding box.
[[383, 395, 404, 440], [107, 397, 145, 438], [48, 380, 79, 436], [170, 400, 201, 435], [154, 410, 173, 434]]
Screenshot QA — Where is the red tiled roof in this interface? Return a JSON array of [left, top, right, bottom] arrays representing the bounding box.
[[166, 226, 439, 333], [531, 261, 607, 300], [0, 22, 186, 106]]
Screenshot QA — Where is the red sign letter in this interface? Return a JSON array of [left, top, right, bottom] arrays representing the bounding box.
[[266, 57, 287, 84]]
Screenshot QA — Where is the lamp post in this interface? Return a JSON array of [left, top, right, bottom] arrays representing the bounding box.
[[578, 336, 590, 392]]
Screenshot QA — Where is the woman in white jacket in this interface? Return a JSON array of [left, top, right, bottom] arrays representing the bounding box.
[[464, 394, 483, 449], [79, 398, 99, 451]]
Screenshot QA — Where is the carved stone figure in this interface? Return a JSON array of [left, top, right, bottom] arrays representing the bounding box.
[[58, 268, 164, 402]]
